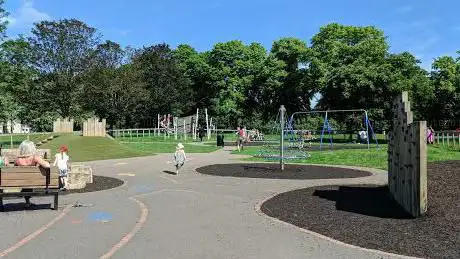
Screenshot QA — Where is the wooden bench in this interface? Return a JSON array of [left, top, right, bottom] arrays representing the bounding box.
[[0, 166, 59, 211]]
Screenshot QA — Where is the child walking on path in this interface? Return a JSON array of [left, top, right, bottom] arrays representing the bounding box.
[[173, 143, 186, 175], [53, 145, 70, 190]]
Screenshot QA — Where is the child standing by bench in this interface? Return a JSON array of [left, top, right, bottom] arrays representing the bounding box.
[[173, 143, 186, 175], [53, 145, 70, 191]]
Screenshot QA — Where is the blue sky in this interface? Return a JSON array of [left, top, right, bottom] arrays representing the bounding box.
[[4, 0, 460, 70]]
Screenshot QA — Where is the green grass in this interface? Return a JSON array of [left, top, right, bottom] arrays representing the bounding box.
[[232, 145, 459, 170], [0, 133, 55, 148], [40, 135, 152, 162], [39, 135, 219, 162], [122, 142, 219, 153]]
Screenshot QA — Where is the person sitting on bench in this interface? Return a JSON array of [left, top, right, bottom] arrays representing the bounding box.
[[14, 140, 50, 208]]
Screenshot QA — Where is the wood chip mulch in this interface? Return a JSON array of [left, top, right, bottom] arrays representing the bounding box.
[[261, 161, 460, 259], [63, 175, 124, 195], [196, 163, 372, 179]]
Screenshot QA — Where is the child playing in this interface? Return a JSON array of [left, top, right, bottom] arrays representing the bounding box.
[[53, 145, 70, 190], [173, 143, 186, 175]]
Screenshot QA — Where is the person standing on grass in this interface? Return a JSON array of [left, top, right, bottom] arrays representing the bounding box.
[[53, 145, 70, 190], [173, 143, 186, 175], [427, 126, 435, 144], [236, 127, 245, 151]]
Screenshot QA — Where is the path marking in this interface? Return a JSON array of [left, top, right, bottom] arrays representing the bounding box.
[[115, 162, 128, 166], [0, 204, 72, 258], [118, 173, 136, 177], [99, 197, 148, 259]]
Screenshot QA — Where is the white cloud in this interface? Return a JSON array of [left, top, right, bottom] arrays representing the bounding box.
[[7, 0, 51, 29], [395, 6, 413, 14]]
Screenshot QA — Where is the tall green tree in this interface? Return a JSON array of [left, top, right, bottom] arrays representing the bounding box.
[[173, 44, 215, 111], [311, 23, 432, 130], [429, 53, 460, 125], [81, 41, 149, 129], [270, 37, 317, 111], [132, 43, 193, 118], [27, 19, 100, 119]]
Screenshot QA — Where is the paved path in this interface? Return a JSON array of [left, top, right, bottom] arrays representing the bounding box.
[[0, 148, 418, 259]]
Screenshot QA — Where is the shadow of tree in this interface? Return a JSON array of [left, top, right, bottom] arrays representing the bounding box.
[[1, 202, 52, 212], [313, 185, 414, 219]]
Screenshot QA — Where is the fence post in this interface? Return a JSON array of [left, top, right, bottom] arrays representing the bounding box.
[[442, 132, 445, 146]]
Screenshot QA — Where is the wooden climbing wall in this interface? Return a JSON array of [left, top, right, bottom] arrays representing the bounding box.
[[83, 118, 106, 137], [53, 118, 74, 133], [387, 91, 427, 217]]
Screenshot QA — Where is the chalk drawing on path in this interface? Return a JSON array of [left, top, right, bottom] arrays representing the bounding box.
[[88, 212, 113, 223], [134, 185, 155, 193], [118, 173, 136, 177]]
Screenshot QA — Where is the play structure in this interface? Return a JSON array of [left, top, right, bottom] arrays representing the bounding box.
[[255, 106, 380, 170], [254, 106, 310, 170], [287, 109, 379, 150], [156, 108, 216, 141]]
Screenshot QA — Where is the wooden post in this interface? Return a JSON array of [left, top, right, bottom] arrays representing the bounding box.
[[174, 117, 178, 141], [205, 108, 210, 140], [280, 105, 286, 171], [195, 109, 199, 140], [209, 117, 213, 140], [184, 119, 187, 141]]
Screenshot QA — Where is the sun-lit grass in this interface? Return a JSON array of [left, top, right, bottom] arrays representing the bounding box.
[[0, 133, 56, 148], [39, 135, 219, 162], [232, 144, 459, 170], [122, 142, 219, 154]]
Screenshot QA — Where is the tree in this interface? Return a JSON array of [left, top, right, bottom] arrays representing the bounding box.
[[173, 45, 216, 112], [0, 38, 37, 131], [0, 0, 8, 40], [270, 37, 317, 112], [132, 43, 193, 118], [311, 23, 432, 130], [27, 19, 100, 118], [429, 53, 460, 125]]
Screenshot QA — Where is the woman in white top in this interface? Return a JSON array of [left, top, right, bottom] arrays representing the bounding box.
[[53, 145, 70, 190]]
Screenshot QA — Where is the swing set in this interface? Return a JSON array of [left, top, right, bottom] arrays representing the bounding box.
[[286, 109, 379, 150]]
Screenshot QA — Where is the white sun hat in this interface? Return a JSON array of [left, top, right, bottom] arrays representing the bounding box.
[[176, 143, 184, 150]]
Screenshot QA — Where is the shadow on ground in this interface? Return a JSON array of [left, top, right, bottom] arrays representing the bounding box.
[[313, 185, 412, 219], [163, 170, 176, 175], [1, 202, 52, 212]]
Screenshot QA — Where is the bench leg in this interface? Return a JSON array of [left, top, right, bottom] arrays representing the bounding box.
[[0, 197, 3, 212], [53, 193, 59, 210]]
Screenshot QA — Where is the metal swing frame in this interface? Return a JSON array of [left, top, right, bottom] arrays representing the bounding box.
[[287, 109, 379, 150]]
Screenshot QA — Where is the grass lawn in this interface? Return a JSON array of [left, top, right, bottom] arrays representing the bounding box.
[[39, 135, 219, 162], [0, 133, 55, 148], [232, 145, 460, 170]]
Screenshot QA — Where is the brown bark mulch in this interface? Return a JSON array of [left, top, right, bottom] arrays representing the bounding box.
[[196, 163, 371, 179], [62, 175, 124, 195], [261, 161, 460, 259]]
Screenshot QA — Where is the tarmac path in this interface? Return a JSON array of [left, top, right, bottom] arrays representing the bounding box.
[[0, 148, 419, 259]]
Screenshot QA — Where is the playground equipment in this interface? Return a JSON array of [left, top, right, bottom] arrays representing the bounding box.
[[254, 105, 310, 170], [287, 109, 379, 150]]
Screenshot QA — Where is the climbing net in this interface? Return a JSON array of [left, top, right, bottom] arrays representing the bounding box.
[[254, 110, 311, 160]]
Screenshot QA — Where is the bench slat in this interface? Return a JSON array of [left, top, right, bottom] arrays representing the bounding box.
[[2, 173, 59, 181], [0, 167, 59, 189], [1, 179, 59, 187]]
